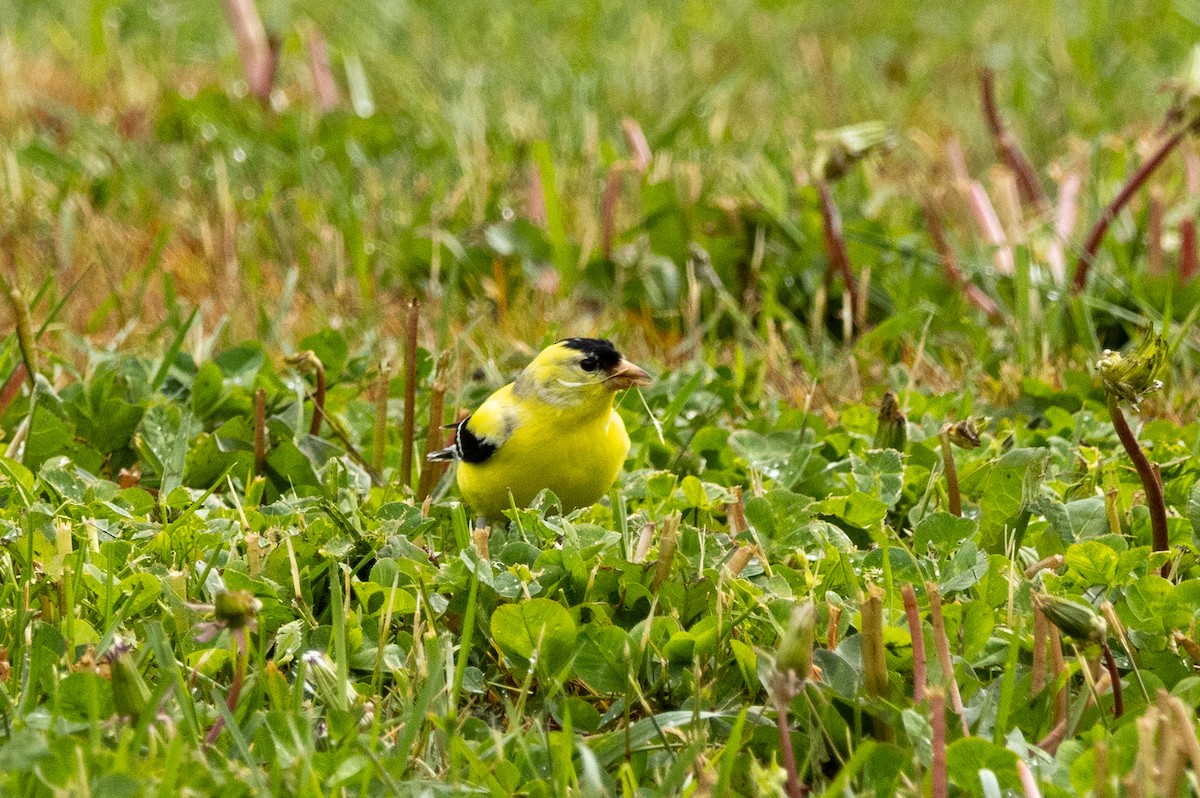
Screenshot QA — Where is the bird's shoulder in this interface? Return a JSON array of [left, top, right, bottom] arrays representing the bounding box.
[[458, 383, 524, 464]]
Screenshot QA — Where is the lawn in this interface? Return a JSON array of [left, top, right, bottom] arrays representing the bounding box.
[[3, 1, 1200, 795]]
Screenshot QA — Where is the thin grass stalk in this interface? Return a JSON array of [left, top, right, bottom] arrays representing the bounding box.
[[651, 513, 680, 592], [901, 584, 927, 702], [930, 688, 948, 798], [940, 431, 962, 517], [926, 582, 969, 736], [7, 287, 37, 389], [253, 388, 266, 476], [1107, 395, 1169, 571], [1073, 129, 1187, 294], [309, 357, 326, 437], [400, 299, 419, 491], [979, 68, 1047, 213]]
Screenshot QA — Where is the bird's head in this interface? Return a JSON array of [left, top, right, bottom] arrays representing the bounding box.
[[515, 338, 652, 409]]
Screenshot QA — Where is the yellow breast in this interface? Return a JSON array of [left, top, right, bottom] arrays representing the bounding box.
[[456, 408, 631, 519]]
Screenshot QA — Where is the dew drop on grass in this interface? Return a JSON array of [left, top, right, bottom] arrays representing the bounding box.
[[311, 146, 325, 160], [232, 147, 246, 163]]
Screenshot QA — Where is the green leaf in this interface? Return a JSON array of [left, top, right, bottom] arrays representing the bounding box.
[[945, 738, 1020, 793], [852, 449, 904, 506], [23, 406, 74, 471], [1064, 540, 1120, 586], [1119, 574, 1175, 634], [490, 598, 577, 679], [1189, 482, 1200, 538], [572, 625, 631, 694], [940, 542, 989, 594], [914, 512, 978, 556], [977, 447, 1049, 551]]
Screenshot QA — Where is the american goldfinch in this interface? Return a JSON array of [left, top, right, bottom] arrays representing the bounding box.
[[428, 338, 651, 519]]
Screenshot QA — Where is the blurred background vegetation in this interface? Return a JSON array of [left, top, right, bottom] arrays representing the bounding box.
[[2, 0, 1200, 407]]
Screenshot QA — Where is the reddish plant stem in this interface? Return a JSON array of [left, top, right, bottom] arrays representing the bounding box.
[[0, 363, 28, 419], [417, 352, 450, 501], [925, 204, 1003, 323], [525, 161, 547, 227], [979, 68, 1047, 213], [1032, 606, 1048, 695], [1049, 626, 1067, 727], [926, 583, 970, 737], [930, 688, 948, 798], [1073, 129, 1187, 294], [902, 584, 927, 702], [1182, 218, 1197, 282], [1107, 395, 1170, 573], [1149, 187, 1165, 277], [309, 359, 326, 436], [1016, 759, 1043, 798], [400, 299, 419, 490], [1101, 641, 1125, 718], [621, 118, 652, 172], [222, 0, 274, 100], [1183, 148, 1200, 281], [304, 26, 340, 112], [204, 635, 249, 746], [600, 164, 628, 260], [816, 179, 859, 332], [773, 676, 806, 798]]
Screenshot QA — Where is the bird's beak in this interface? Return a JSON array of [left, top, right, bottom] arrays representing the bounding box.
[[606, 359, 652, 390]]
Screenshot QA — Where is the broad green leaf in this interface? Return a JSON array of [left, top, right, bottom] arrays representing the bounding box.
[[852, 449, 904, 506], [573, 625, 632, 694], [977, 448, 1049, 551], [490, 598, 577, 679], [914, 512, 978, 556]]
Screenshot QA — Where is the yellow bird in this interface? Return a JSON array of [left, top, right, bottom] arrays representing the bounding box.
[[428, 338, 651, 519]]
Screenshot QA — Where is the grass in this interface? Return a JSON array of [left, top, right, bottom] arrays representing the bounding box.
[[4, 1, 1200, 795]]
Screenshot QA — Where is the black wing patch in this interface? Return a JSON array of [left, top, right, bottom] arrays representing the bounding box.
[[560, 337, 622, 371], [454, 416, 498, 464]]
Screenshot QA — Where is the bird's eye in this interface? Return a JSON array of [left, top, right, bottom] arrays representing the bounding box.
[[580, 356, 598, 372]]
